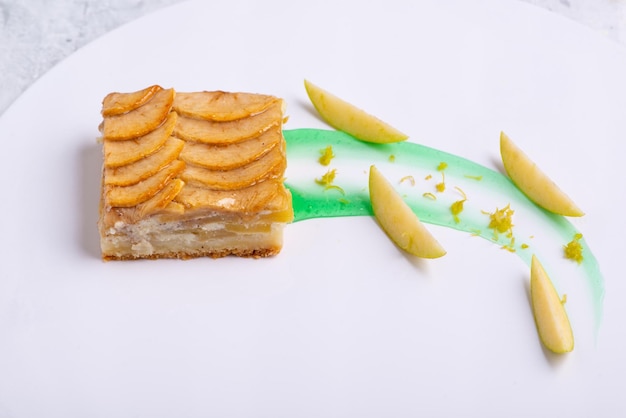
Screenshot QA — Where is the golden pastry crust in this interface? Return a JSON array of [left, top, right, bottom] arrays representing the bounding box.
[[102, 246, 282, 261]]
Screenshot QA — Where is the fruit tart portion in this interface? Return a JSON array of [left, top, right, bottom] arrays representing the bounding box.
[[98, 85, 293, 260]]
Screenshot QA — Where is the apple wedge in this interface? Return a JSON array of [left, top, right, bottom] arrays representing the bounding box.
[[530, 255, 574, 354], [369, 165, 446, 258], [304, 79, 408, 144], [500, 132, 584, 217]]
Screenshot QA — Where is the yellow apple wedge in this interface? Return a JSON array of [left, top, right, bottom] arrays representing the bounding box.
[[304, 79, 408, 144], [500, 132, 584, 217], [530, 255, 574, 354], [369, 165, 446, 258]]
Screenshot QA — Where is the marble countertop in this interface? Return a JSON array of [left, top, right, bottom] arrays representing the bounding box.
[[1, 0, 625, 117]]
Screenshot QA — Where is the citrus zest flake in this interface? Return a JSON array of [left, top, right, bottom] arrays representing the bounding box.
[[318, 146, 335, 166], [563, 233, 584, 264], [485, 204, 515, 239], [450, 188, 467, 223], [400, 175, 415, 186], [435, 162, 447, 192], [315, 168, 344, 194], [501, 236, 516, 252], [325, 185, 345, 195], [450, 200, 465, 223], [315, 168, 337, 186]]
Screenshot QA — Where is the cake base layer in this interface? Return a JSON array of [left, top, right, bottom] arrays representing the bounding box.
[[100, 218, 287, 260]]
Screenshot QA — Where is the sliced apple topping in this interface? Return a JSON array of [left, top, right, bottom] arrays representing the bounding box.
[[179, 126, 282, 170], [103, 112, 178, 168], [104, 137, 184, 186], [174, 178, 281, 212], [173, 91, 279, 121], [304, 79, 408, 144], [259, 188, 294, 223], [102, 85, 162, 117], [181, 144, 286, 190], [530, 255, 574, 354], [369, 165, 446, 258], [173, 100, 283, 145], [159, 201, 186, 215], [102, 87, 175, 140], [99, 87, 292, 228], [105, 160, 185, 207], [136, 178, 186, 219], [500, 131, 584, 217]]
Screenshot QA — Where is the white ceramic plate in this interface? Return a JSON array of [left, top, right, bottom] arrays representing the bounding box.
[[1, 0, 624, 416]]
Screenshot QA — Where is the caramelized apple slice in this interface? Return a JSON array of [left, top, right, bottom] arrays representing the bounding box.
[[102, 85, 162, 117], [179, 126, 282, 170], [103, 112, 177, 168], [173, 91, 279, 121], [144, 201, 186, 223], [174, 179, 280, 212], [181, 144, 285, 190], [101, 180, 186, 226], [104, 137, 184, 186], [105, 159, 185, 207], [173, 100, 283, 145], [102, 88, 175, 140], [159, 201, 185, 215], [258, 186, 293, 222], [136, 178, 185, 218]]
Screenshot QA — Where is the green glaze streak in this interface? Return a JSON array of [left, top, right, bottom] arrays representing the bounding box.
[[284, 128, 604, 330]]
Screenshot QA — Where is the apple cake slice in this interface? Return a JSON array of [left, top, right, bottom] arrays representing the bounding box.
[[98, 85, 293, 260]]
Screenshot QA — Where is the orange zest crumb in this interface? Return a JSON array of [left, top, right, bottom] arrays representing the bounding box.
[[400, 175, 415, 186]]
